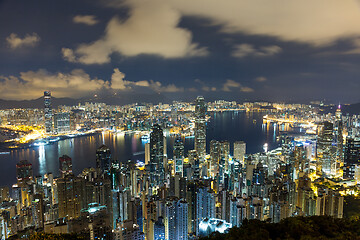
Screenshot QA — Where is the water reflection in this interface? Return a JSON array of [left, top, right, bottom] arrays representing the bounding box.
[[38, 145, 46, 175], [0, 111, 280, 186]]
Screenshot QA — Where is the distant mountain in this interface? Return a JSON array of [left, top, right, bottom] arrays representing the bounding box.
[[0, 92, 168, 109], [0, 97, 78, 109]]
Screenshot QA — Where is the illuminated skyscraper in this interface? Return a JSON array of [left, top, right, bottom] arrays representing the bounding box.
[[44, 91, 53, 134], [150, 124, 165, 185], [16, 160, 33, 186], [56, 175, 84, 219], [335, 105, 344, 166], [96, 145, 112, 175], [165, 199, 188, 240], [317, 121, 336, 176], [196, 188, 215, 235], [54, 112, 71, 134], [234, 141, 246, 166], [59, 155, 73, 178], [174, 137, 184, 177], [343, 138, 360, 179], [194, 96, 207, 160]]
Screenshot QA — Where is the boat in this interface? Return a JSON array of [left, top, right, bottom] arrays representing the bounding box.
[[0, 151, 10, 155]]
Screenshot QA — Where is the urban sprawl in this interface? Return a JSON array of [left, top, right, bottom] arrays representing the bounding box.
[[0, 92, 360, 239]]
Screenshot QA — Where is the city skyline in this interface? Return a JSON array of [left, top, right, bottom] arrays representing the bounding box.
[[1, 0, 360, 103]]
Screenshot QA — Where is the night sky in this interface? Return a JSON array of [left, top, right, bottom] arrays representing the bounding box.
[[1, 0, 360, 103]]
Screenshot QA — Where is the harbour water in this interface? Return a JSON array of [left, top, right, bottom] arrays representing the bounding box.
[[0, 111, 280, 186]]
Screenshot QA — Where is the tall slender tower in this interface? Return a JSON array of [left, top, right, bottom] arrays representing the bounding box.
[[335, 105, 344, 167], [150, 124, 165, 184], [317, 121, 336, 176], [96, 145, 112, 175], [194, 96, 207, 160], [44, 91, 53, 134]]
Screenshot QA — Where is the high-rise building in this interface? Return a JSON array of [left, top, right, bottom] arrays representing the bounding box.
[[150, 124, 165, 185], [194, 96, 207, 160], [54, 112, 71, 134], [165, 199, 188, 240], [174, 137, 184, 177], [16, 160, 33, 186], [196, 188, 215, 235], [44, 91, 53, 134], [335, 105, 344, 166], [59, 155, 73, 178], [343, 138, 360, 179], [96, 145, 112, 175], [56, 175, 84, 219], [234, 141, 246, 166], [317, 121, 336, 176]]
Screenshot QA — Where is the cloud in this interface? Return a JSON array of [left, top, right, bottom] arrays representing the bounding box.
[[232, 44, 281, 58], [0, 69, 108, 100], [61, 48, 77, 62], [194, 79, 216, 92], [110, 68, 183, 92], [222, 79, 241, 91], [64, 0, 208, 64], [0, 68, 185, 100], [255, 76, 267, 82], [6, 33, 40, 49], [222, 79, 254, 92], [73, 15, 99, 25], [169, 0, 360, 46], [240, 87, 254, 92]]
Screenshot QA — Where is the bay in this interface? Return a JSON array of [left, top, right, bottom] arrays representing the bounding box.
[[0, 111, 280, 186]]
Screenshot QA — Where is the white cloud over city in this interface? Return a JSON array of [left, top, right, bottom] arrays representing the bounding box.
[[63, 0, 208, 64], [0, 68, 185, 100]]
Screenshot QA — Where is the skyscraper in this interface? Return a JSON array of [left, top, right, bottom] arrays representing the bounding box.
[[165, 199, 188, 240], [343, 138, 360, 179], [234, 141, 246, 166], [317, 121, 336, 176], [44, 91, 53, 134], [150, 124, 165, 185], [335, 105, 344, 166], [16, 160, 33, 186], [174, 137, 184, 177], [194, 96, 207, 160], [96, 145, 112, 175]]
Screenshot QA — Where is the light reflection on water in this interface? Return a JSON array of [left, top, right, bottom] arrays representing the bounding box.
[[0, 111, 280, 186]]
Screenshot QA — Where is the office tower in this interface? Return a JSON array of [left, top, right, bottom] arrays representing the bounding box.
[[59, 155, 73, 178], [317, 121, 336, 176], [96, 145, 112, 175], [188, 150, 200, 180], [16, 160, 33, 186], [165, 199, 188, 240], [54, 112, 71, 134], [56, 175, 84, 219], [234, 141, 246, 166], [335, 106, 344, 166], [44, 91, 53, 134], [174, 137, 184, 176], [194, 96, 207, 160], [343, 138, 360, 179], [150, 124, 165, 184]]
